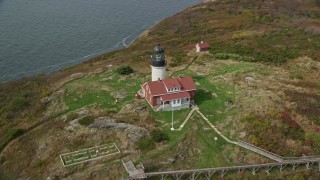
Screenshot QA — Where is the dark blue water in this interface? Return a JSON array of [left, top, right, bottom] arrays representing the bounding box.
[[0, 0, 201, 82]]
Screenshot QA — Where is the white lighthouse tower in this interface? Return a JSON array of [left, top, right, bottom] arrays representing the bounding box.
[[151, 44, 166, 81]]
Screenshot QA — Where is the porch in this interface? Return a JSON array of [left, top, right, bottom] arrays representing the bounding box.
[[156, 100, 194, 111]]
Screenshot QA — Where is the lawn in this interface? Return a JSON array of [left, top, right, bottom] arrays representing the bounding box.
[[63, 70, 145, 112], [140, 112, 236, 171], [173, 68, 237, 124]]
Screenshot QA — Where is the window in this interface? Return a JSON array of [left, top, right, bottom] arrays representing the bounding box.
[[177, 99, 180, 103], [186, 98, 189, 101], [173, 100, 176, 104]]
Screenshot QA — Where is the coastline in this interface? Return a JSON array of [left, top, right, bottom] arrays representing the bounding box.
[[0, 1, 203, 85], [0, 1, 205, 92]]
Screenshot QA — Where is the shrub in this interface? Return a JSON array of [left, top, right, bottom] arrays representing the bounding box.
[[5, 128, 24, 140], [239, 57, 256, 62], [214, 53, 229, 60], [280, 112, 304, 140], [7, 96, 30, 112], [260, 15, 273, 23], [136, 138, 155, 151], [228, 53, 241, 60], [78, 116, 94, 126], [169, 62, 179, 67], [214, 53, 242, 60], [310, 133, 320, 151], [295, 75, 303, 80], [290, 74, 304, 80], [116, 65, 133, 75], [151, 130, 169, 142], [67, 112, 78, 121]]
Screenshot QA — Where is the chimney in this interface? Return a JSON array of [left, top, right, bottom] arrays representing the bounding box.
[[158, 78, 161, 81]]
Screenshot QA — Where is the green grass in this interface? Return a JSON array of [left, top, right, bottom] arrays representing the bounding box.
[[65, 91, 116, 111], [194, 115, 235, 168], [63, 71, 145, 112], [140, 112, 235, 169], [210, 63, 255, 76], [171, 64, 241, 140], [172, 65, 239, 125], [151, 108, 191, 145]]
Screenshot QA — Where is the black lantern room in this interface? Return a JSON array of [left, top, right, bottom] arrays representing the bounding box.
[[151, 44, 166, 67]]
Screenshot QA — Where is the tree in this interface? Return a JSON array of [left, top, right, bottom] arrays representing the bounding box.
[[116, 65, 133, 75]]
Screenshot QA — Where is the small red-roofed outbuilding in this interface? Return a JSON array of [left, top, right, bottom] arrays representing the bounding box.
[[195, 41, 209, 52]]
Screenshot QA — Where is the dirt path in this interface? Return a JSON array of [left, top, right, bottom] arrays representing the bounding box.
[[170, 55, 199, 78]]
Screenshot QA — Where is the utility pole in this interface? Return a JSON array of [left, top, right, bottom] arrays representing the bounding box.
[[171, 107, 175, 131]]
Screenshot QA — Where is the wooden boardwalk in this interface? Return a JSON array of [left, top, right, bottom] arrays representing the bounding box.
[[195, 109, 288, 162], [175, 107, 196, 131], [195, 109, 238, 145], [123, 158, 320, 179], [122, 160, 147, 179], [237, 140, 284, 162], [145, 158, 320, 179], [122, 108, 320, 179]]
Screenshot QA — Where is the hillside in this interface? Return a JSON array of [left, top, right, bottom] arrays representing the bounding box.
[[1, 0, 320, 179]]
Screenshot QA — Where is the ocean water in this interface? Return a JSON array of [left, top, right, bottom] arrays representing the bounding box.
[[0, 0, 201, 82]]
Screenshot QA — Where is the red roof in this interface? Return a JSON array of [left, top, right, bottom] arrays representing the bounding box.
[[142, 76, 196, 96], [161, 91, 190, 101], [163, 78, 182, 89], [146, 81, 167, 95], [197, 41, 209, 49], [178, 76, 196, 91]]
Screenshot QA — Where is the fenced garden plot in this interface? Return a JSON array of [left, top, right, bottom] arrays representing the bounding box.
[[60, 143, 120, 167]]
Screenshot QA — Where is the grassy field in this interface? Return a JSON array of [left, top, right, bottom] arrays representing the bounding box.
[[140, 112, 236, 171], [63, 70, 145, 112]]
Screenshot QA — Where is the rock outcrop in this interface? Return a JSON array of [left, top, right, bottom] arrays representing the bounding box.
[[89, 117, 149, 142]]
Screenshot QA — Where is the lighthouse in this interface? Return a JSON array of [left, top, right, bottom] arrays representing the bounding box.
[[151, 44, 166, 81]]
